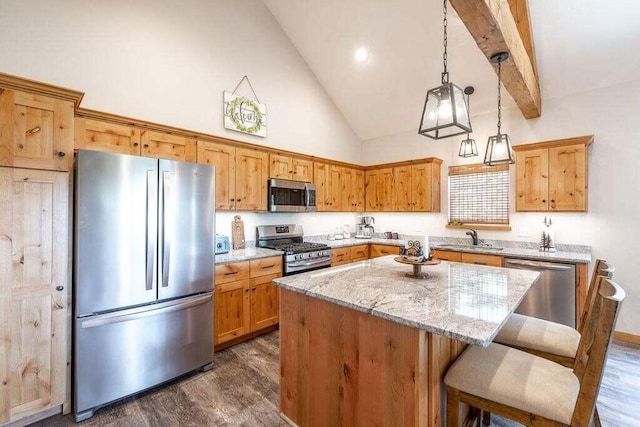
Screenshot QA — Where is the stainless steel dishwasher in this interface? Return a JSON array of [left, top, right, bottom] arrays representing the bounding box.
[[504, 258, 576, 328]]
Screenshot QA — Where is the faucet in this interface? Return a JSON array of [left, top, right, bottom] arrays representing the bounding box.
[[465, 229, 479, 246]]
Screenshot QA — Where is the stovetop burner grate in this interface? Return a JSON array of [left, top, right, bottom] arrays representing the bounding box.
[[265, 242, 329, 253]]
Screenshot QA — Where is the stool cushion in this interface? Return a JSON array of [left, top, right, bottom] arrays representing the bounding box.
[[494, 313, 580, 358], [444, 342, 579, 424]]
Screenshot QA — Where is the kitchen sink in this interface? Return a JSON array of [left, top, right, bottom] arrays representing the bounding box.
[[436, 244, 504, 251]]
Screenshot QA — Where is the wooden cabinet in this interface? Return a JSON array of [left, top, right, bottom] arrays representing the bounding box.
[[433, 250, 462, 262], [0, 89, 74, 171], [350, 244, 369, 262], [313, 162, 332, 211], [365, 167, 394, 211], [366, 160, 441, 212], [432, 250, 502, 267], [74, 118, 141, 155], [331, 247, 351, 266], [197, 141, 236, 210], [0, 167, 70, 424], [235, 148, 269, 211], [332, 244, 371, 266], [198, 143, 268, 211], [141, 130, 196, 162], [269, 154, 313, 182], [214, 256, 282, 348], [514, 135, 592, 212], [460, 252, 503, 267], [369, 244, 401, 258], [76, 118, 196, 162], [341, 167, 365, 212]]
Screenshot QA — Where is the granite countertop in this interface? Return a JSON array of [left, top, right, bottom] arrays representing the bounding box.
[[306, 235, 591, 264], [273, 256, 540, 346], [215, 247, 283, 264]]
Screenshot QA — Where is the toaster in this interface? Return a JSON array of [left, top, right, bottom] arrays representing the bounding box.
[[215, 235, 230, 254]]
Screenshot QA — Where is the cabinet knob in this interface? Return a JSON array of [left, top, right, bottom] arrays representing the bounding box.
[[133, 142, 139, 147], [230, 198, 235, 202], [245, 289, 250, 293], [143, 144, 149, 148], [56, 286, 64, 291], [252, 287, 257, 291], [58, 151, 66, 157]]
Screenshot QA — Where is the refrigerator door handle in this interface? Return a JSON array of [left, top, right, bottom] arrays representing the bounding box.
[[80, 294, 212, 329], [145, 170, 157, 291], [161, 170, 171, 288]]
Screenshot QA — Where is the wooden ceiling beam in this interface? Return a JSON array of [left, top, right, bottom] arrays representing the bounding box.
[[450, 0, 541, 119]]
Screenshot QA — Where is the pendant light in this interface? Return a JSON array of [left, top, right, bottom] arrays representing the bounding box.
[[458, 86, 478, 157], [484, 52, 515, 166], [418, 0, 471, 140]]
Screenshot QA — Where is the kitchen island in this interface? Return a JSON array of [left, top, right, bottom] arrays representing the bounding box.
[[272, 256, 540, 426]]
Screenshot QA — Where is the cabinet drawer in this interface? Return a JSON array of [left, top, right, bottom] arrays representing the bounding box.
[[460, 253, 503, 267], [350, 244, 369, 261], [215, 261, 250, 285], [433, 250, 462, 262], [250, 256, 283, 277], [332, 247, 350, 265], [369, 244, 400, 258]]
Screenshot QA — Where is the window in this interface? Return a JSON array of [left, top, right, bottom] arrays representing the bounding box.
[[448, 163, 510, 229]]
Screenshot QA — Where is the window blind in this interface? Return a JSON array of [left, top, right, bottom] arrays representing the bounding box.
[[448, 164, 509, 225]]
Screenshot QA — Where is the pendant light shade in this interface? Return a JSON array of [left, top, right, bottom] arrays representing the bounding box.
[[484, 133, 514, 165], [459, 136, 478, 157], [458, 86, 477, 157], [418, 0, 471, 140], [484, 52, 515, 166], [419, 83, 471, 139]]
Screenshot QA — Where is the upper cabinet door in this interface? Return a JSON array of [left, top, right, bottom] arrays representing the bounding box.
[[235, 148, 268, 211], [269, 154, 292, 180], [197, 141, 236, 210], [292, 158, 313, 182], [141, 131, 196, 162], [548, 144, 587, 211], [516, 148, 549, 211], [365, 170, 380, 212], [380, 168, 395, 211], [74, 118, 141, 155], [313, 162, 330, 211], [394, 166, 412, 211], [329, 165, 343, 211], [412, 162, 439, 212], [0, 89, 74, 171]]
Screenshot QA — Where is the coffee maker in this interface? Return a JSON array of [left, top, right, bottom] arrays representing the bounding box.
[[355, 216, 375, 239]]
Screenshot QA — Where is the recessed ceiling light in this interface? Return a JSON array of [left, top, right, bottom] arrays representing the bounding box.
[[354, 48, 369, 62]]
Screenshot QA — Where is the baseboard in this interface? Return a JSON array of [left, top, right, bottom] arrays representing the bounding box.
[[614, 331, 640, 345], [214, 324, 279, 352]]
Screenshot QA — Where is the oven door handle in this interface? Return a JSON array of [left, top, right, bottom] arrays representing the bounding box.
[[288, 258, 331, 267]]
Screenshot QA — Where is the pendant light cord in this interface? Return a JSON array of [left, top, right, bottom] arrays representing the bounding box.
[[497, 61, 502, 134], [441, 0, 449, 84]]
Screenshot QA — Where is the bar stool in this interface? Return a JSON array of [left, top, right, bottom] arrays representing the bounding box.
[[495, 259, 614, 367], [444, 277, 625, 426]]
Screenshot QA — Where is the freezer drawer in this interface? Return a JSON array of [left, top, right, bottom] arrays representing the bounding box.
[[74, 293, 213, 421], [505, 258, 576, 327]]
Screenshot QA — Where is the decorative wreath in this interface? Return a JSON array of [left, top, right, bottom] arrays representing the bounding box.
[[228, 97, 263, 134]]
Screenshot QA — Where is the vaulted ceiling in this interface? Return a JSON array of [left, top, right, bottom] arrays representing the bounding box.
[[263, 0, 640, 141]]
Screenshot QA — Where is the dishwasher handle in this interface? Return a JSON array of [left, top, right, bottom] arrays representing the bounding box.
[[505, 259, 573, 271]]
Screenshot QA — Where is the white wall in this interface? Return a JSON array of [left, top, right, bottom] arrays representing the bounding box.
[[362, 79, 640, 336], [0, 0, 361, 163]]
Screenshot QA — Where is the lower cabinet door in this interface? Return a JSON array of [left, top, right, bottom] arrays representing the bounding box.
[[214, 279, 250, 344], [250, 273, 280, 331]]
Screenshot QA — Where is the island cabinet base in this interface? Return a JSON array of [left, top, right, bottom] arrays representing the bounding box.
[[279, 289, 469, 426]]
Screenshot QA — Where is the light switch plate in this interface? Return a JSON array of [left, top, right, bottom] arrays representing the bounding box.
[[519, 227, 532, 238]]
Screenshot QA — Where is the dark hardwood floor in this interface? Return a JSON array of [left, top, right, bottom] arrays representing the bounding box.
[[37, 332, 639, 426]]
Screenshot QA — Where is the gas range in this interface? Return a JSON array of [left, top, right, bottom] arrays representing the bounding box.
[[256, 224, 331, 275]]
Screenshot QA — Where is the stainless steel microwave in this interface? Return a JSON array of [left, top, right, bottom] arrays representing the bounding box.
[[268, 178, 317, 212]]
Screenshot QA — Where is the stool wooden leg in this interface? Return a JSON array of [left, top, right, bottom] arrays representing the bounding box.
[[447, 387, 460, 427]]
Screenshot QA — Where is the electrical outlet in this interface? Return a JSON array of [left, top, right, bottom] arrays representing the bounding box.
[[519, 227, 531, 238]]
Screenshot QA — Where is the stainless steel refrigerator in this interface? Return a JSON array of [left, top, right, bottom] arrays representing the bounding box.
[[73, 150, 215, 421]]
